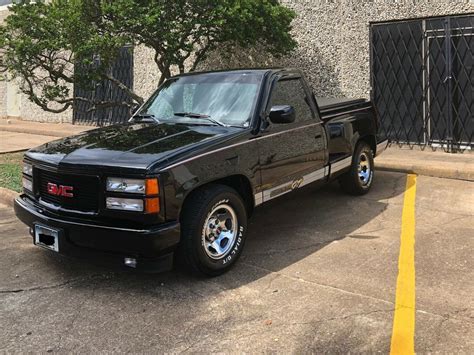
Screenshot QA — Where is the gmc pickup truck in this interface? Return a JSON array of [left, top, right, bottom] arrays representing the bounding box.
[[15, 68, 388, 276]]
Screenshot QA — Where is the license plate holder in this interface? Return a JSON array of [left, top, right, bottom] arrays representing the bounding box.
[[34, 224, 60, 252]]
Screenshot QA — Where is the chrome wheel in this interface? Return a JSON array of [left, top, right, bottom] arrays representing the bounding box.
[[202, 204, 238, 260], [358, 152, 372, 186]]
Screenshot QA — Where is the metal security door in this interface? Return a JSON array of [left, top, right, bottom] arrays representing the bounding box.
[[426, 16, 474, 151], [371, 14, 474, 152]]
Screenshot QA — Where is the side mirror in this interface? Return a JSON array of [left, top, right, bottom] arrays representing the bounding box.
[[269, 105, 295, 124]]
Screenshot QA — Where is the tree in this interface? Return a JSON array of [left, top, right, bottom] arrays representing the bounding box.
[[0, 0, 296, 114]]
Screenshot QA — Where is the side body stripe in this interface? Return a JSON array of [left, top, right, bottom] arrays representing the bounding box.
[[254, 155, 353, 207]]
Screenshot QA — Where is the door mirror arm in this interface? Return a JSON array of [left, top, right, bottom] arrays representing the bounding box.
[[260, 117, 271, 132], [130, 103, 141, 115]]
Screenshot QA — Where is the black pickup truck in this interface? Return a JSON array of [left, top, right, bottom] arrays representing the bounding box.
[[15, 68, 388, 276]]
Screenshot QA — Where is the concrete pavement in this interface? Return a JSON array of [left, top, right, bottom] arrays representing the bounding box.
[[0, 187, 17, 207], [0, 172, 472, 353]]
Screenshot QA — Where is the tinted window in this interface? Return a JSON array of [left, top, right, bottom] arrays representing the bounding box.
[[269, 78, 314, 122]]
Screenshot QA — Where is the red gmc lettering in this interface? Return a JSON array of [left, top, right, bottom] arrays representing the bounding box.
[[47, 183, 74, 197]]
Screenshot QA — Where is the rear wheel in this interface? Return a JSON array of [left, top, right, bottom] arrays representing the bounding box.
[[178, 184, 248, 276], [339, 142, 374, 195]]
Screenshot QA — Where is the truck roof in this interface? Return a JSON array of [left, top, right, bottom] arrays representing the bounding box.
[[170, 67, 301, 78]]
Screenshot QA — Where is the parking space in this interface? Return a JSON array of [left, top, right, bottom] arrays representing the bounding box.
[[0, 171, 472, 353]]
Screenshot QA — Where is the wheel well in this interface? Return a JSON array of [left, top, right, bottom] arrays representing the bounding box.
[[181, 175, 255, 219], [359, 135, 377, 155]]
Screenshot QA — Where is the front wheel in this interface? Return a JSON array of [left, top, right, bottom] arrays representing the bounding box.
[[339, 142, 374, 195], [178, 184, 248, 276]]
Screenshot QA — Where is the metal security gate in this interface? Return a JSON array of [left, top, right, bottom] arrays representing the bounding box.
[[73, 46, 134, 126], [370, 14, 473, 152]]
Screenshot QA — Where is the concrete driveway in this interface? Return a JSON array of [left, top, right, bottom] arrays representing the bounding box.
[[0, 172, 472, 353]]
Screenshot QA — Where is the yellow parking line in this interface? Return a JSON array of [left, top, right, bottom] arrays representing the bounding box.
[[390, 174, 417, 355]]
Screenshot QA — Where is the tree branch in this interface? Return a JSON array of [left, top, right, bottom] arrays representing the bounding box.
[[103, 73, 144, 104], [190, 43, 212, 72]]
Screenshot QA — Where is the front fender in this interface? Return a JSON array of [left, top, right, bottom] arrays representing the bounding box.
[[159, 141, 261, 221]]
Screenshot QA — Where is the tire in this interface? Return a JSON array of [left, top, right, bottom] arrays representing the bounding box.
[[339, 142, 374, 195], [178, 184, 248, 276]]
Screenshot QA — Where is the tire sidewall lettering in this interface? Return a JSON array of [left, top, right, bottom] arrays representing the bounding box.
[[222, 226, 245, 265]]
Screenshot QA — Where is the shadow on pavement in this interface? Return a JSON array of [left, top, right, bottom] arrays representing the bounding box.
[[0, 171, 409, 352]]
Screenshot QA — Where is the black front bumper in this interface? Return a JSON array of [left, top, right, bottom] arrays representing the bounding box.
[[14, 195, 181, 272]]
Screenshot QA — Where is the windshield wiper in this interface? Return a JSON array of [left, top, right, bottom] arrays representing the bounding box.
[[133, 113, 160, 123], [173, 112, 226, 127]]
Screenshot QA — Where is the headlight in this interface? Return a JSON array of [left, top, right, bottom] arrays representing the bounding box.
[[107, 177, 145, 194], [106, 177, 159, 195], [22, 177, 33, 192], [23, 162, 33, 176], [106, 197, 144, 212]]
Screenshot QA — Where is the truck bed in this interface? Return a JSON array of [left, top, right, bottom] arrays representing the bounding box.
[[316, 97, 375, 163], [316, 97, 369, 118]]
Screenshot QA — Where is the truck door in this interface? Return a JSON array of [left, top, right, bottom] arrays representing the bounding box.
[[256, 75, 327, 203]]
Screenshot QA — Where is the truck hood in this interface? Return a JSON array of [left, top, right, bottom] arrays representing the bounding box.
[[26, 122, 240, 171]]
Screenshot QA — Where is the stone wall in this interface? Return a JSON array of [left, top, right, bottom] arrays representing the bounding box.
[[19, 90, 73, 123], [0, 4, 72, 123], [135, 0, 474, 102], [2, 0, 474, 122], [334, 0, 473, 99], [0, 7, 8, 119]]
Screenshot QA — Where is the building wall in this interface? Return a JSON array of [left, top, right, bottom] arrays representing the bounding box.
[[136, 0, 474, 102], [335, 0, 473, 99], [0, 3, 72, 123], [2, 0, 474, 123], [19, 88, 73, 123], [0, 6, 9, 119]]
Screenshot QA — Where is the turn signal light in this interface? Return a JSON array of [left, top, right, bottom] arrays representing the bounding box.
[[145, 197, 160, 214], [146, 178, 159, 195]]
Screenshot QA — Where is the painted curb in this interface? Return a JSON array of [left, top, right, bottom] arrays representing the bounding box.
[[376, 162, 474, 182], [0, 187, 19, 208], [0, 149, 28, 155], [0, 126, 73, 138]]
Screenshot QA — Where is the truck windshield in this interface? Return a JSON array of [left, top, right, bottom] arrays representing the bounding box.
[[136, 72, 263, 127]]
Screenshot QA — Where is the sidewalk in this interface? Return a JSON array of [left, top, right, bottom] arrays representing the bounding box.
[[376, 145, 474, 181], [0, 118, 94, 153], [0, 118, 472, 182], [0, 118, 93, 137]]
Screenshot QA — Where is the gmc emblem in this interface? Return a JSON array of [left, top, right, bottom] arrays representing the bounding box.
[[47, 183, 74, 198]]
